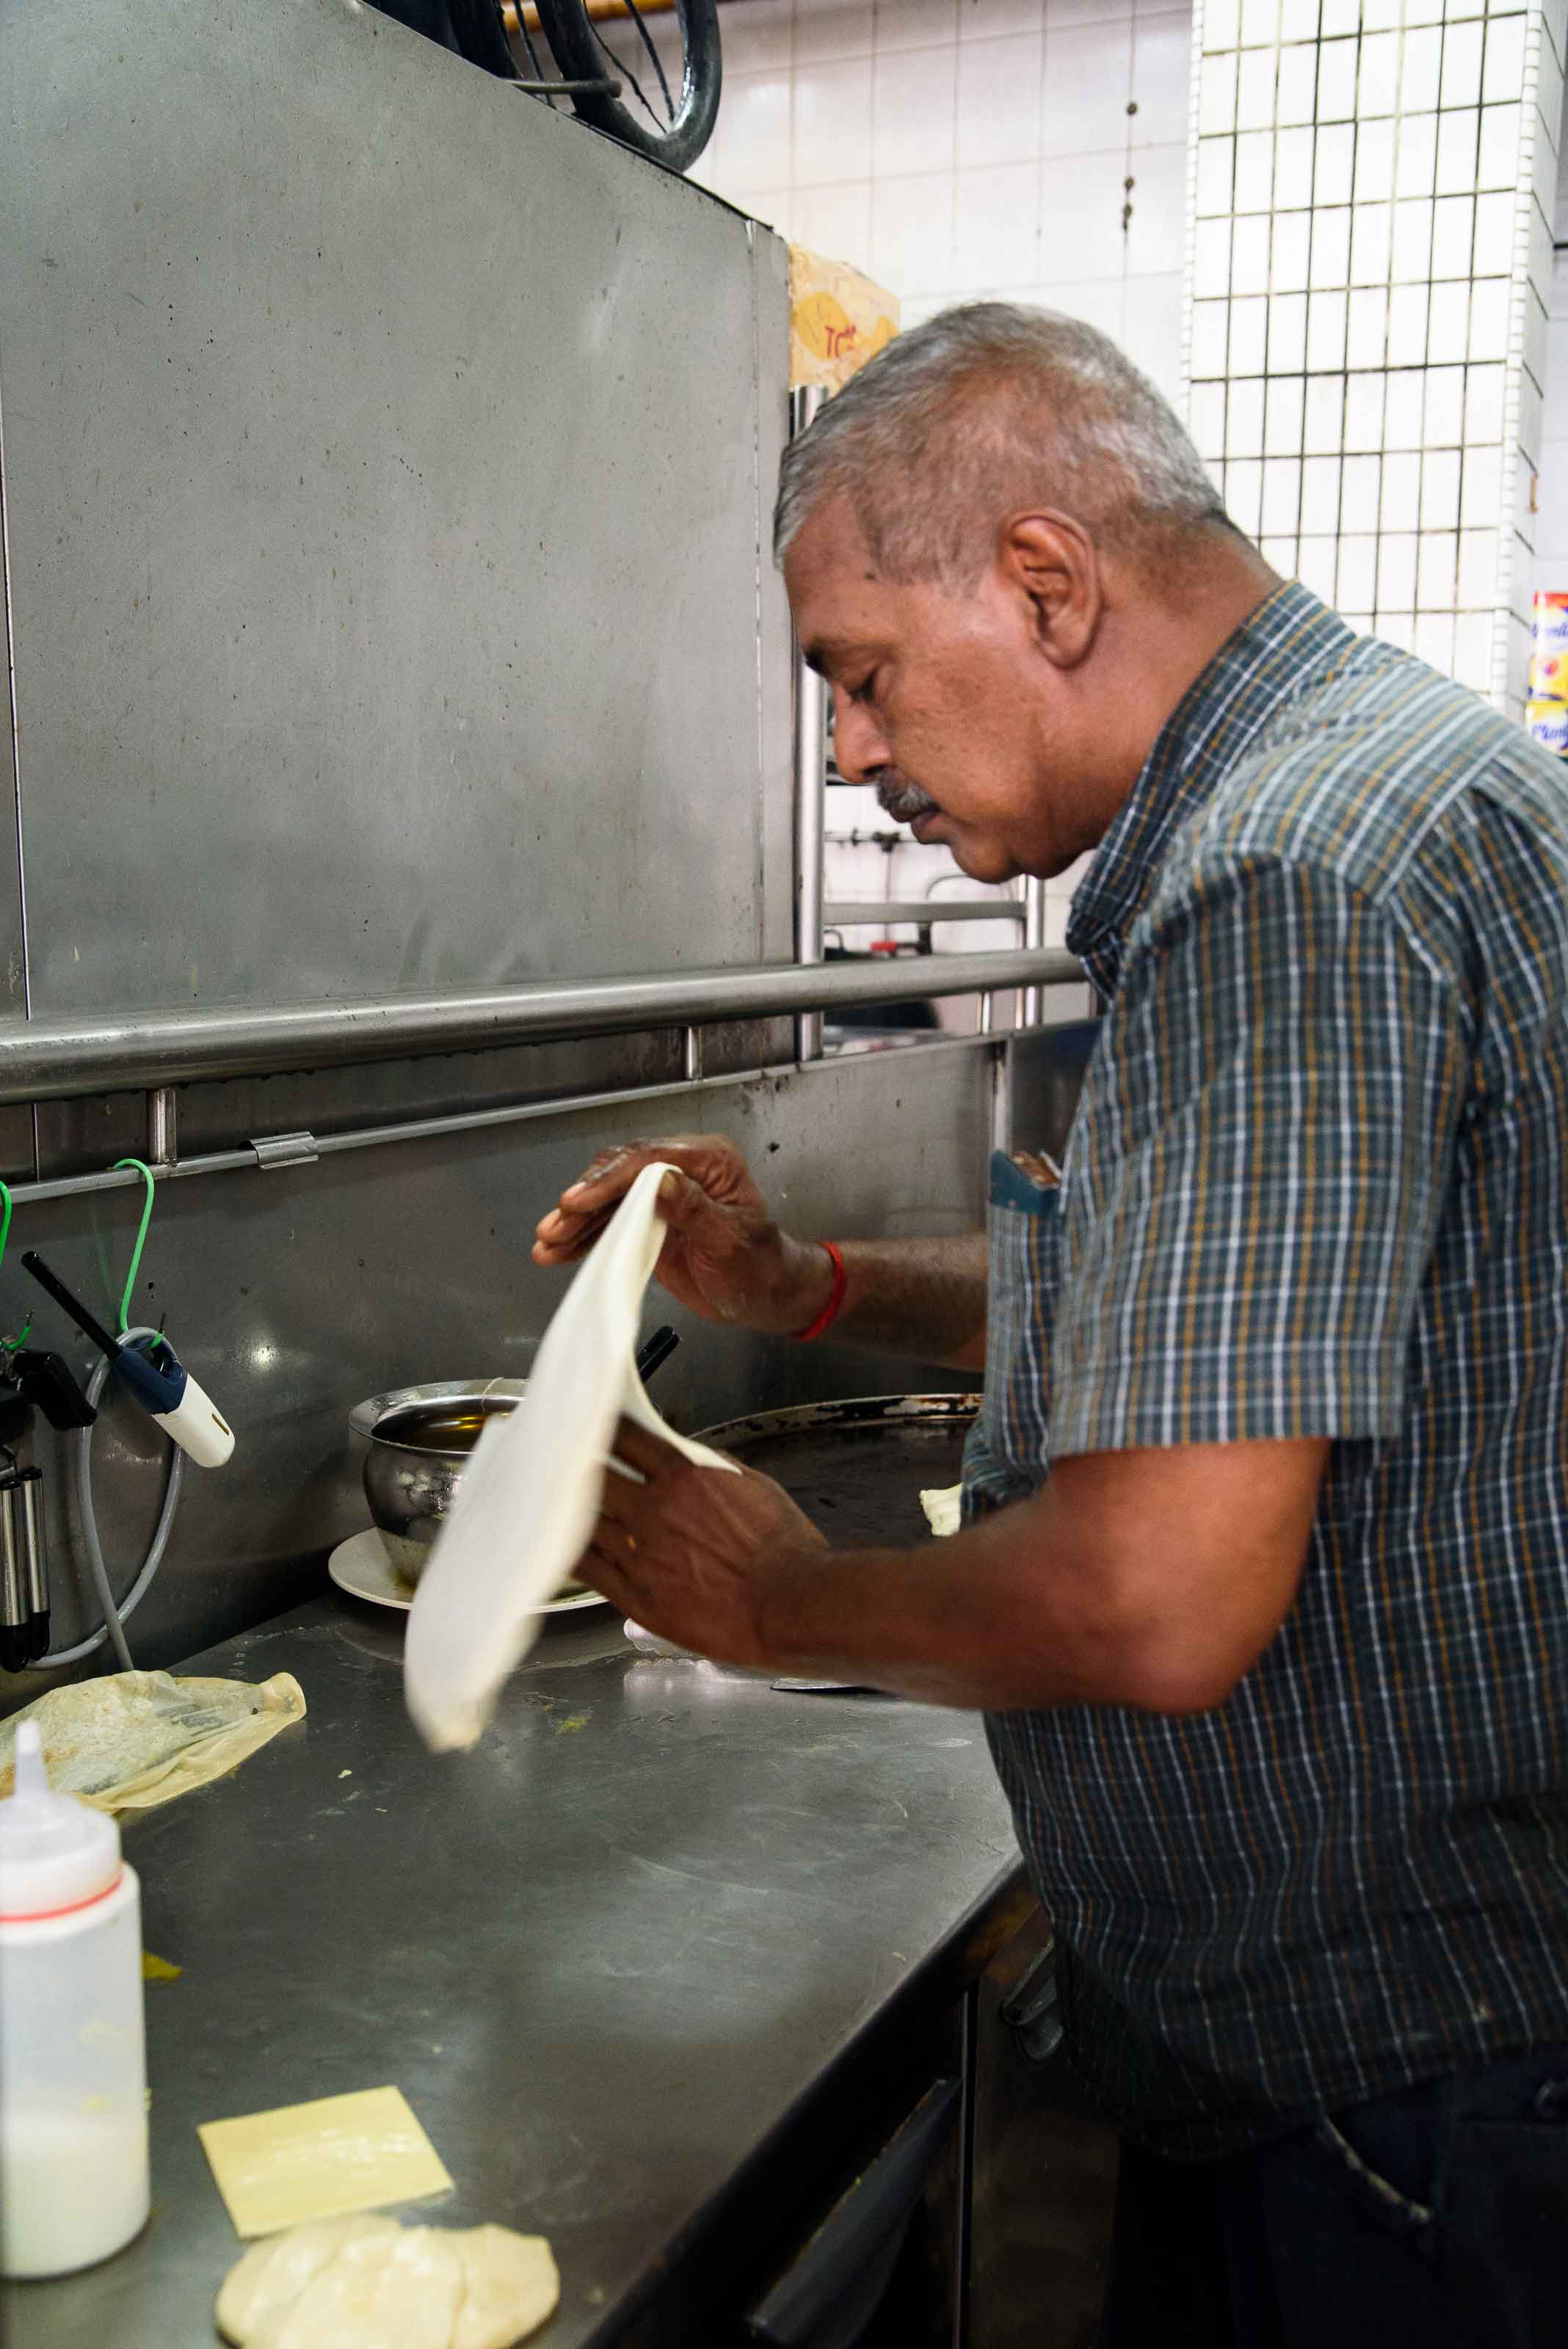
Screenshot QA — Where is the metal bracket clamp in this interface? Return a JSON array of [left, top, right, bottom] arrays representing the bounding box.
[[146, 1086, 178, 1168], [250, 1131, 319, 1171]]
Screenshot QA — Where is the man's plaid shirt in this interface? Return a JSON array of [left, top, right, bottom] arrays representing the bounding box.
[[975, 581, 1568, 2154]]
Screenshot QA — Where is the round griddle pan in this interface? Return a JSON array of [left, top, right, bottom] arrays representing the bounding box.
[[692, 1393, 979, 1547]]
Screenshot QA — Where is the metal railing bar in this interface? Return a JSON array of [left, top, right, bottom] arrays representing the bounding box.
[[0, 948, 1083, 1106], [1, 1066, 770, 1205], [0, 1017, 1068, 1207], [824, 901, 1028, 926]]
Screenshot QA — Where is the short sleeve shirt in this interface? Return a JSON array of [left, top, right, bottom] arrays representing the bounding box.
[[982, 582, 1568, 2155]]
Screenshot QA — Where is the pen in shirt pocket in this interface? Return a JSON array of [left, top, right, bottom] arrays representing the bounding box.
[[1011, 1150, 1063, 1189]]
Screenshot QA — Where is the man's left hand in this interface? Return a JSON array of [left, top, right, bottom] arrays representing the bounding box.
[[582, 1420, 827, 1665]]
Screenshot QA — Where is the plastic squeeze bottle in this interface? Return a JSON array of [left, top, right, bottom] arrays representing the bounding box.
[[0, 1721, 150, 2276]]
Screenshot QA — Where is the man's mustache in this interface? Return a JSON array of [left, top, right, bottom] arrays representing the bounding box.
[[876, 776, 943, 825]]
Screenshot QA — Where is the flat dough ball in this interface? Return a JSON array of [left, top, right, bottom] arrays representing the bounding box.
[[217, 2218, 559, 2349], [247, 2225, 465, 2349], [920, 1484, 962, 1538], [453, 2224, 561, 2349], [217, 2214, 399, 2343]]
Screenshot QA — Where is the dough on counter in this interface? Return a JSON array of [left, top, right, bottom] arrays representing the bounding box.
[[453, 2225, 561, 2349], [217, 2215, 400, 2342], [0, 1669, 305, 1815], [197, 2084, 454, 2237], [217, 2218, 560, 2349], [247, 2224, 464, 2349], [920, 1484, 962, 1537]]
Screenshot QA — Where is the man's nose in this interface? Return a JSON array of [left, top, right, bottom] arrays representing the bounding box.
[[832, 691, 888, 787]]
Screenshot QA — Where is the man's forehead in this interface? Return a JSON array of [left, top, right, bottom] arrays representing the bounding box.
[[784, 508, 876, 583], [783, 502, 898, 658]]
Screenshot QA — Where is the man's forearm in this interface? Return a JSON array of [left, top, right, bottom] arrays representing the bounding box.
[[589, 1424, 1327, 1716], [536, 1140, 990, 1366], [749, 1438, 1329, 1713], [819, 1232, 989, 1368], [753, 1505, 1095, 1709]]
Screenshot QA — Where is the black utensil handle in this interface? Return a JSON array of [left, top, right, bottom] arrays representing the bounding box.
[[10, 1352, 97, 1431], [20, 1252, 121, 1362], [635, 1326, 680, 1386]]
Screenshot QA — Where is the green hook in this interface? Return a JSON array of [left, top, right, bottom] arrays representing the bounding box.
[[0, 1183, 29, 1352], [112, 1158, 158, 1336]]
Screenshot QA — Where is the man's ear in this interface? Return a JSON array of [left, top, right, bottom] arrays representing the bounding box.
[[999, 511, 1103, 671]]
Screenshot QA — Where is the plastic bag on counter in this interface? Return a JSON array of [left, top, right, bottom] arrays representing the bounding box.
[[0, 1669, 306, 1815]]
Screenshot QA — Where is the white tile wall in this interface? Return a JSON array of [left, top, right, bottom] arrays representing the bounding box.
[[602, 0, 1196, 942], [1187, 0, 1557, 708], [668, 0, 1191, 410], [1530, 151, 1568, 606]]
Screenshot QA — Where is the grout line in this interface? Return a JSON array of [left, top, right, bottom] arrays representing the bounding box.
[[785, 0, 799, 223], [949, 0, 962, 287], [1036, 0, 1052, 283], [0, 357, 29, 1036], [1120, 0, 1136, 338]]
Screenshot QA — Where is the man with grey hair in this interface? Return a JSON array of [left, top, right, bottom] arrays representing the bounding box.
[[537, 304, 1568, 2344]]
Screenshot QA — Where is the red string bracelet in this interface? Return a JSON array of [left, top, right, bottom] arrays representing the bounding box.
[[791, 1241, 847, 1344]]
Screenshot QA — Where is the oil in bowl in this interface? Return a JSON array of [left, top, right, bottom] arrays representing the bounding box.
[[373, 1404, 509, 1456], [349, 1381, 587, 1597]]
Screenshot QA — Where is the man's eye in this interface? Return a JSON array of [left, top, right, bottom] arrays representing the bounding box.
[[849, 673, 877, 705]]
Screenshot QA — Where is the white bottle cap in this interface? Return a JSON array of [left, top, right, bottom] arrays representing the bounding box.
[[0, 1722, 122, 1920]]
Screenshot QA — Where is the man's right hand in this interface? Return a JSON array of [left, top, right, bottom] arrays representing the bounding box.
[[531, 1136, 835, 1337]]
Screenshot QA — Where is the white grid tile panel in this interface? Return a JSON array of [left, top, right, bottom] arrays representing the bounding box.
[[1185, 0, 1550, 707], [652, 0, 1199, 920], [677, 0, 1194, 410]]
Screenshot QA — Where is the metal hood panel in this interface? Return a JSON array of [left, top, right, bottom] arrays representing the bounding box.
[[0, 0, 791, 1017]]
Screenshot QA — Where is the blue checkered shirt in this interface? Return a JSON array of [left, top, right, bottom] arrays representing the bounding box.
[[971, 582, 1568, 2155]]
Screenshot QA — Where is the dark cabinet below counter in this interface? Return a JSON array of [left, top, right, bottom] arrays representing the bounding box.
[[608, 1900, 1117, 2349]]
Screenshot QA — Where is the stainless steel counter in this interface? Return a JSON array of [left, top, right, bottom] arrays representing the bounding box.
[[2, 1594, 1024, 2347]]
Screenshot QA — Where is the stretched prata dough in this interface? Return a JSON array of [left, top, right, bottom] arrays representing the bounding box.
[[217, 2218, 559, 2349], [405, 1160, 739, 1751]]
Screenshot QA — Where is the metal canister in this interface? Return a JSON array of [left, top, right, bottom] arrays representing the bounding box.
[[0, 1467, 47, 1666], [1528, 699, 1568, 760]]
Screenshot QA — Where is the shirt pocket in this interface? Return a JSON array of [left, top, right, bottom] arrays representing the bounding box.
[[979, 1152, 1063, 1492]]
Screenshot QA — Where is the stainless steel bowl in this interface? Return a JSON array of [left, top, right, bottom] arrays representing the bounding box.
[[349, 1380, 529, 1577]]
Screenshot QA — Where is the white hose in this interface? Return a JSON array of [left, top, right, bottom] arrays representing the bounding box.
[[37, 1328, 185, 1671]]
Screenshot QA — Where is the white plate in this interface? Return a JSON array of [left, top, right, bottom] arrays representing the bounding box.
[[328, 1529, 607, 1618]]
